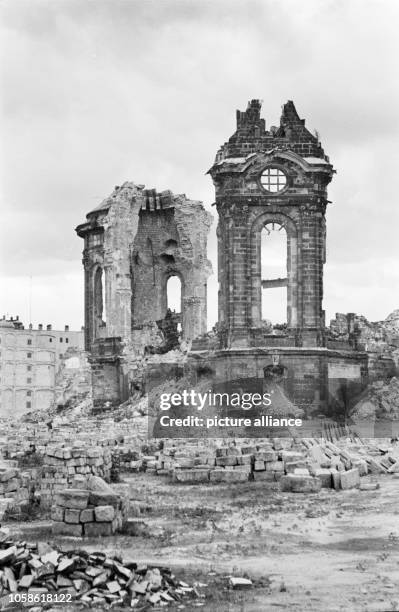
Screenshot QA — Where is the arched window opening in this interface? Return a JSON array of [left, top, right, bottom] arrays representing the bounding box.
[[94, 268, 106, 337], [166, 275, 181, 314], [261, 223, 287, 325]]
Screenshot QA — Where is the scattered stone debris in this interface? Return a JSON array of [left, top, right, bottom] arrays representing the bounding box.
[[351, 376, 399, 421], [0, 530, 202, 609]]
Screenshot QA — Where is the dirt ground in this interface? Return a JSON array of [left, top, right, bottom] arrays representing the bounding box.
[[7, 473, 399, 612]]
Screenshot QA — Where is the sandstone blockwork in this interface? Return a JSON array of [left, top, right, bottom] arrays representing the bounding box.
[[209, 99, 332, 349], [76, 185, 212, 351]]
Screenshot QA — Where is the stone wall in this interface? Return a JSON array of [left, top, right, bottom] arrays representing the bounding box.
[[40, 446, 112, 509], [52, 476, 129, 537]]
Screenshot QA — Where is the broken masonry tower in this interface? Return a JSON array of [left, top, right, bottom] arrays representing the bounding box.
[[76, 185, 212, 405], [191, 100, 368, 414]]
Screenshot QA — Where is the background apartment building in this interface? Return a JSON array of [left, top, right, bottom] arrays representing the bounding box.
[[0, 316, 84, 417]]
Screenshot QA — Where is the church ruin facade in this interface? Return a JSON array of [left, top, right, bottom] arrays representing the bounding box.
[[198, 99, 368, 413], [77, 100, 368, 415]]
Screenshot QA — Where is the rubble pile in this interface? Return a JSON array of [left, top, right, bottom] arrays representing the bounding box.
[[351, 377, 399, 421], [0, 461, 36, 519], [329, 311, 399, 379], [52, 476, 129, 537], [0, 530, 202, 608]]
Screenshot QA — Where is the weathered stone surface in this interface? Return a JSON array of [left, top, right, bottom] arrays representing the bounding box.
[[94, 505, 115, 522], [209, 469, 249, 483], [84, 522, 113, 537], [50, 506, 64, 522], [80, 508, 95, 523], [340, 468, 360, 490], [216, 456, 238, 467], [173, 469, 210, 483], [280, 474, 322, 493], [266, 461, 284, 472], [52, 521, 83, 537], [88, 491, 119, 508], [253, 471, 275, 481], [314, 469, 332, 488], [55, 489, 89, 509], [64, 508, 81, 524]]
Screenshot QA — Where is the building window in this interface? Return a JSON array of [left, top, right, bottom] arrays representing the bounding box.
[[260, 168, 287, 193], [26, 401, 31, 409], [60, 338, 63, 343], [49, 338, 52, 342], [27, 352, 32, 358], [27, 339, 32, 345], [66, 338, 69, 343], [27, 390, 32, 397], [27, 377, 32, 384], [27, 365, 32, 371]]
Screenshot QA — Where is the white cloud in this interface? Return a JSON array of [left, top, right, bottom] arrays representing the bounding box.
[[1, 0, 398, 329]]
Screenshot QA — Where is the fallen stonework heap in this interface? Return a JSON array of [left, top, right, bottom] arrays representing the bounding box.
[[0, 531, 202, 609], [150, 437, 399, 491], [0, 461, 36, 520], [52, 475, 129, 537]]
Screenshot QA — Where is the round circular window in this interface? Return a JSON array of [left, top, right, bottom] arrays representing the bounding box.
[[260, 167, 287, 193]]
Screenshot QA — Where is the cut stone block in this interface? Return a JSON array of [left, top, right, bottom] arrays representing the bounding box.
[[94, 505, 116, 522], [256, 451, 277, 462], [209, 469, 249, 483], [340, 468, 360, 490], [216, 456, 238, 467], [80, 509, 95, 523], [314, 468, 332, 488], [331, 470, 341, 490], [55, 490, 89, 510], [266, 461, 284, 472], [280, 474, 322, 493], [88, 491, 119, 508], [52, 522, 83, 537], [64, 509, 81, 524], [237, 454, 252, 465], [84, 522, 113, 537], [50, 506, 64, 522], [253, 471, 275, 481], [173, 469, 210, 483]]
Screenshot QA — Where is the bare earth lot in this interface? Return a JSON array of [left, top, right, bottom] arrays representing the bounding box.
[[7, 474, 399, 612]]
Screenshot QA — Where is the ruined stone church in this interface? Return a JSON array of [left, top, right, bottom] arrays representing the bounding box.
[[76, 100, 367, 414]]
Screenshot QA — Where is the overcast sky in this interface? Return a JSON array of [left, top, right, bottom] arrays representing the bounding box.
[[1, 0, 398, 331]]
